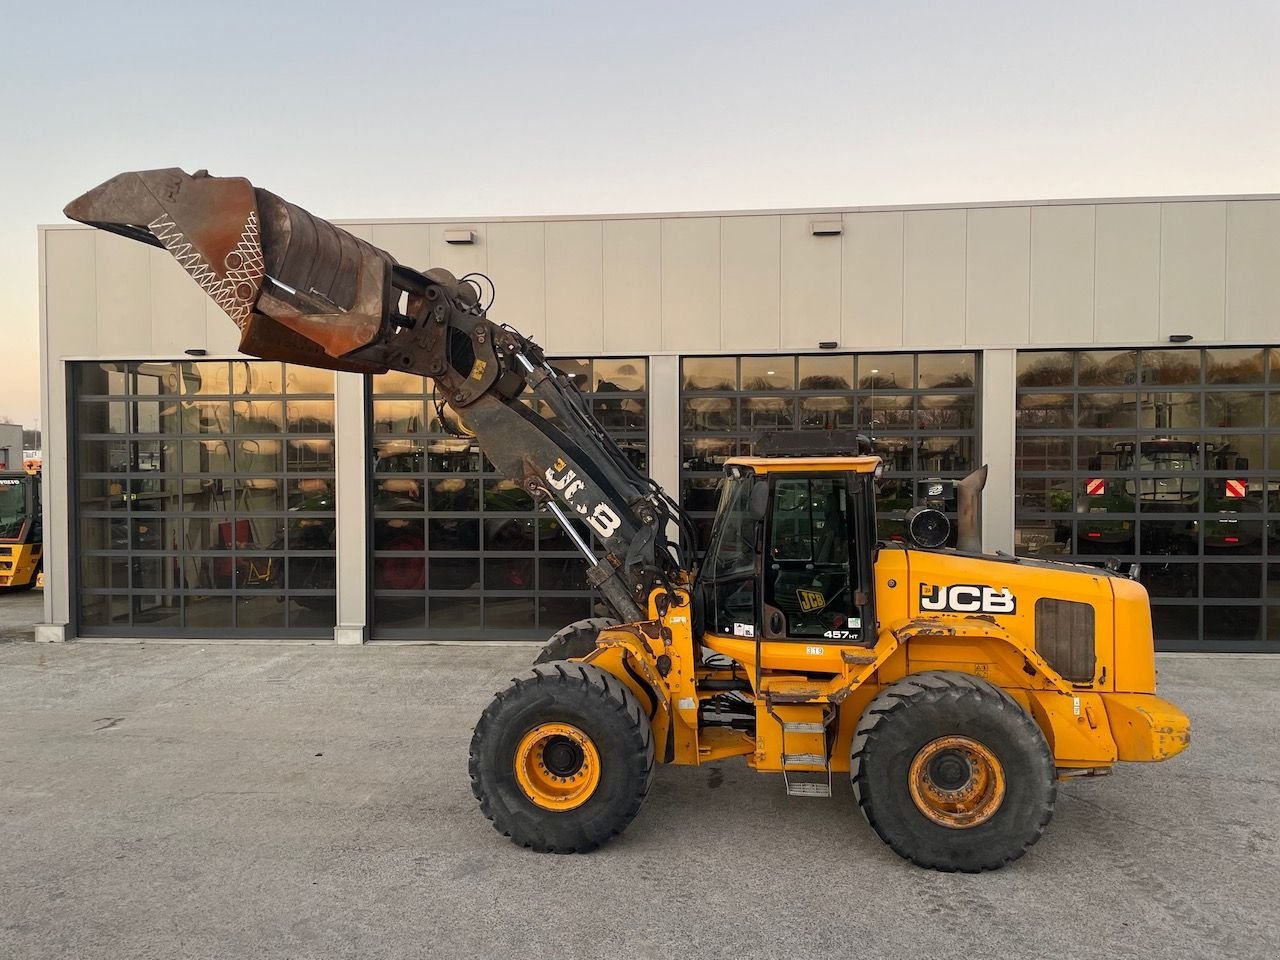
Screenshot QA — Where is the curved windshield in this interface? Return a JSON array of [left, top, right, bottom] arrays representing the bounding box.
[[701, 475, 757, 580]]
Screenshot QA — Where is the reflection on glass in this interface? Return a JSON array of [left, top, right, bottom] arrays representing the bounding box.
[[684, 396, 736, 431], [683, 357, 736, 391], [1077, 393, 1136, 429], [286, 400, 335, 433], [1016, 394, 1073, 429], [745, 396, 795, 428], [233, 400, 283, 433], [73, 359, 336, 637], [741, 357, 794, 391], [551, 358, 590, 385], [283, 365, 335, 394], [373, 370, 426, 395], [918, 353, 974, 388], [232, 361, 284, 395], [917, 395, 975, 430], [593, 358, 645, 392], [1077, 351, 1135, 387], [1017, 352, 1072, 387], [181, 361, 232, 395], [860, 354, 911, 389], [1206, 348, 1265, 384], [1142, 350, 1200, 385], [794, 355, 848, 390]]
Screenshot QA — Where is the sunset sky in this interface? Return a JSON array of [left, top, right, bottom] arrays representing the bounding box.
[[2, 0, 1278, 430]]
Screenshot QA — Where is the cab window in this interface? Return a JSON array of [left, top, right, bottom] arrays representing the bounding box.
[[766, 477, 860, 640]]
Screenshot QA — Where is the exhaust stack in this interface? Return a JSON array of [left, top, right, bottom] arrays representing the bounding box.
[[955, 465, 987, 554]]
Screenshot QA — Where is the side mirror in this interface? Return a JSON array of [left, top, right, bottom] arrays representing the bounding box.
[[748, 480, 770, 522]]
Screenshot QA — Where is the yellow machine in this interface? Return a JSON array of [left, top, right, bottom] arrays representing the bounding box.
[[65, 168, 1190, 873], [0, 459, 42, 591]]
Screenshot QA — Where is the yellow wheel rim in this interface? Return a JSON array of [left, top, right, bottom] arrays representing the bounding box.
[[513, 722, 601, 811], [908, 736, 1006, 829]]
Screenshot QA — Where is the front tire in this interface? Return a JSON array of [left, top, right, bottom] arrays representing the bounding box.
[[470, 661, 654, 853], [851, 671, 1056, 872]]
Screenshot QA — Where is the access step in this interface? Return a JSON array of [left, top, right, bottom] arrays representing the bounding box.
[[783, 753, 827, 767], [785, 781, 832, 798], [781, 721, 825, 734]]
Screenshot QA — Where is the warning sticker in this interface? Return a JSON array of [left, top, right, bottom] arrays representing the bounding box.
[[1225, 479, 1247, 498], [1085, 477, 1106, 497]]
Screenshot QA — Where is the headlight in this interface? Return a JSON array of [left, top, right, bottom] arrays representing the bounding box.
[[926, 482, 944, 497], [873, 461, 886, 480]]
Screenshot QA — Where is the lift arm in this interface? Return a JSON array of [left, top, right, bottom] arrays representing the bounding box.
[[65, 168, 693, 622]]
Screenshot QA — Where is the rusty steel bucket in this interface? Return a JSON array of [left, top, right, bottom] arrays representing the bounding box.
[[65, 168, 400, 372]]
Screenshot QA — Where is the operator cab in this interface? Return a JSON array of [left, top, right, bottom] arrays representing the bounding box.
[[695, 443, 881, 647]]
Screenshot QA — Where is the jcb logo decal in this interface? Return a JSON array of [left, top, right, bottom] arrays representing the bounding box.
[[919, 583, 1017, 615], [545, 458, 623, 540], [797, 589, 825, 612]]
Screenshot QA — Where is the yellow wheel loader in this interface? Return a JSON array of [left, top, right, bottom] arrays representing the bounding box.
[[0, 460, 42, 591], [66, 169, 1190, 872]]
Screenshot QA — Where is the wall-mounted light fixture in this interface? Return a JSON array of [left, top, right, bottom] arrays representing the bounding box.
[[819, 341, 838, 350], [1168, 334, 1194, 343], [443, 229, 476, 244], [184, 348, 207, 356], [810, 220, 842, 236]]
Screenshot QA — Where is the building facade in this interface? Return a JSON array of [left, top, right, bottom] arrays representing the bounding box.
[[37, 195, 1280, 651]]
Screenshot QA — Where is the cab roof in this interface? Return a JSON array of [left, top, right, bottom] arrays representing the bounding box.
[[725, 455, 883, 475]]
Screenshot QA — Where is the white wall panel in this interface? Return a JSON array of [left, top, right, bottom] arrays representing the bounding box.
[[967, 207, 1029, 345], [660, 218, 720, 351], [1030, 205, 1094, 344], [545, 220, 603, 353], [429, 223, 488, 278], [1160, 201, 1226, 341], [370, 223, 430, 270], [780, 215, 840, 349], [842, 211, 904, 349], [903, 209, 966, 347], [43, 230, 98, 358], [1095, 203, 1160, 343], [487, 221, 547, 344], [95, 232, 151, 356], [603, 219, 660, 353], [149, 247, 208, 355], [1226, 200, 1280, 342], [721, 215, 780, 351], [205, 299, 243, 354]]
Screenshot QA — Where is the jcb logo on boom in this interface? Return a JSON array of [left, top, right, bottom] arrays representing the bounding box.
[[919, 583, 1017, 615], [545, 458, 623, 540]]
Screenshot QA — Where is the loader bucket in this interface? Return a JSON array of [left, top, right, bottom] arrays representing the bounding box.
[[64, 168, 398, 373]]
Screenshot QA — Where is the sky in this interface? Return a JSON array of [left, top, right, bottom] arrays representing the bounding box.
[[1, 0, 1278, 430]]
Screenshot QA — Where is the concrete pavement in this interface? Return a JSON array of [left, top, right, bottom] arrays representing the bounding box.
[[0, 637, 1276, 960]]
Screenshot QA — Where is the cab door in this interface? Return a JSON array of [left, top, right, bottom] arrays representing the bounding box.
[[761, 473, 871, 643]]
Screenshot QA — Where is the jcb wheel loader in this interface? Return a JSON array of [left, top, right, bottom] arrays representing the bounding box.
[[66, 169, 1190, 872]]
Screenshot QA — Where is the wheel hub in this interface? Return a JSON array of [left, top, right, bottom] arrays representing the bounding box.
[[542, 736, 585, 778], [909, 735, 1006, 829], [513, 722, 601, 811]]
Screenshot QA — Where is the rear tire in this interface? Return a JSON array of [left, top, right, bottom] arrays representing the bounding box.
[[470, 661, 654, 853], [851, 671, 1055, 872], [533, 617, 619, 664]]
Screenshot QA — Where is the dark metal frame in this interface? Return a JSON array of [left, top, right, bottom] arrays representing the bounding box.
[[365, 359, 650, 640], [71, 360, 338, 639], [679, 352, 981, 551], [1014, 347, 1279, 652]]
